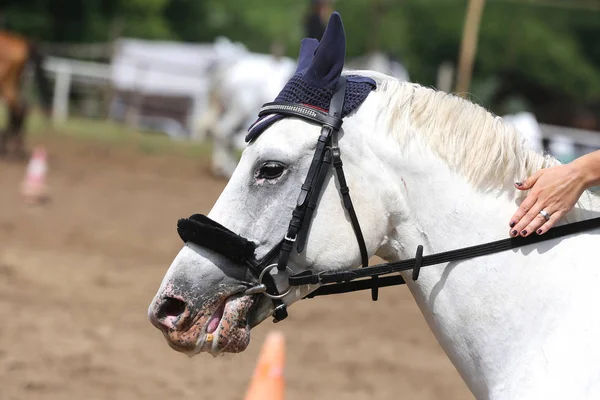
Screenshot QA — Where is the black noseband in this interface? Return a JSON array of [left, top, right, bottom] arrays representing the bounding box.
[[177, 214, 256, 265]]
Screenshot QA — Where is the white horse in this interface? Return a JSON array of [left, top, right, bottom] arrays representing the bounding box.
[[150, 16, 600, 400], [195, 40, 296, 178], [502, 112, 580, 164], [501, 112, 544, 154], [347, 51, 410, 82]]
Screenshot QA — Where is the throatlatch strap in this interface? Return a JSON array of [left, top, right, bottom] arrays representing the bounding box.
[[330, 128, 373, 299]]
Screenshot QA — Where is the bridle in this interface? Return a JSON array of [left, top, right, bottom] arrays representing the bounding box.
[[177, 74, 600, 323], [178, 75, 371, 322]]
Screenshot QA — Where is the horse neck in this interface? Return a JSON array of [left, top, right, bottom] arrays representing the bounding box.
[[366, 117, 600, 397], [373, 134, 519, 261]]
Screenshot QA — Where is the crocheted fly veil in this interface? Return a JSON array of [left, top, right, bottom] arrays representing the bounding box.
[[246, 12, 376, 142]]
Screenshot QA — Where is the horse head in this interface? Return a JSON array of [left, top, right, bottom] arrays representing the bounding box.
[[148, 12, 389, 355]]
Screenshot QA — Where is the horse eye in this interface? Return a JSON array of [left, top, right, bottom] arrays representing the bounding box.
[[257, 162, 285, 180]]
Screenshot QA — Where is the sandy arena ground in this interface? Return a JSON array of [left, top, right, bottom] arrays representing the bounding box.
[[0, 134, 473, 399]]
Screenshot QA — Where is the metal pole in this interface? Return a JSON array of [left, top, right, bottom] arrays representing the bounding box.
[[455, 0, 486, 96]]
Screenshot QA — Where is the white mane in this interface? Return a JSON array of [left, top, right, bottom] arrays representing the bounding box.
[[348, 70, 600, 210]]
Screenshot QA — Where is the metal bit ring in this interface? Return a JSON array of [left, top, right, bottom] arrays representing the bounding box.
[[258, 264, 293, 300]]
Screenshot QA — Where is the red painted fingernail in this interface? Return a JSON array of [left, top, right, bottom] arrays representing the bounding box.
[[521, 230, 527, 235], [509, 221, 516, 228], [536, 229, 542, 235], [515, 182, 523, 187], [511, 230, 517, 236]]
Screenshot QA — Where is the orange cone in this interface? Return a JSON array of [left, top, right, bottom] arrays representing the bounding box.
[[21, 146, 49, 204], [244, 331, 286, 400]]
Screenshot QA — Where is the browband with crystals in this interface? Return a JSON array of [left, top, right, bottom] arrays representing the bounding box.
[[257, 102, 344, 130]]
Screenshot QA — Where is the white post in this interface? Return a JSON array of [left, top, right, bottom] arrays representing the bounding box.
[[189, 91, 208, 142], [437, 62, 455, 93], [125, 62, 146, 129], [52, 63, 72, 123]]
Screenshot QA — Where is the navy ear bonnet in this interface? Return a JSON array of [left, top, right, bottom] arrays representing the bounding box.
[[246, 12, 376, 142]]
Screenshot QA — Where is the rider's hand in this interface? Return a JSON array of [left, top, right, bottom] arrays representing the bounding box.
[[508, 164, 587, 237]]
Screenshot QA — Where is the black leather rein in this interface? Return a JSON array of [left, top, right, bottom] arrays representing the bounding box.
[[291, 215, 600, 298]]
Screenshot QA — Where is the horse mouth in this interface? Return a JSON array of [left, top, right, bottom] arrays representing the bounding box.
[[163, 293, 264, 356]]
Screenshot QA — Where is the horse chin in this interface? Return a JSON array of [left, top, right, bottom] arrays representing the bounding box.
[[194, 294, 271, 357], [200, 294, 251, 355]]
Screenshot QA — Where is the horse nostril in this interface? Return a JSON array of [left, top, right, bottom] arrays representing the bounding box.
[[157, 297, 187, 320]]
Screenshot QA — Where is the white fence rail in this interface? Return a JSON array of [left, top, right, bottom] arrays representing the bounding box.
[[38, 57, 600, 156], [539, 124, 600, 149], [43, 56, 111, 123], [41, 42, 114, 60], [41, 54, 210, 136]]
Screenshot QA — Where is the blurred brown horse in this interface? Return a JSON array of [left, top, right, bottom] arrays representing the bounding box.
[[0, 30, 51, 157]]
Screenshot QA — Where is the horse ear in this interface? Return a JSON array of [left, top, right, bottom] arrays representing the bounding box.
[[295, 38, 320, 74], [303, 12, 346, 89]]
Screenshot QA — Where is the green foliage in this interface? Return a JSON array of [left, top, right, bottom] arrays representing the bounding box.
[[198, 0, 306, 54], [476, 2, 600, 101], [2, 0, 600, 111]]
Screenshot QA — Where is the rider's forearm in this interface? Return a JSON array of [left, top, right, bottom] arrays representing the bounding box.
[[570, 149, 600, 189]]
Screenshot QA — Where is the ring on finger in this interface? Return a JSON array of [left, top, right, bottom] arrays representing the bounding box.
[[539, 209, 551, 221]]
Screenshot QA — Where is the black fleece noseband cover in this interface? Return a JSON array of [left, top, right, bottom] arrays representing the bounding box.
[[177, 214, 256, 264]]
